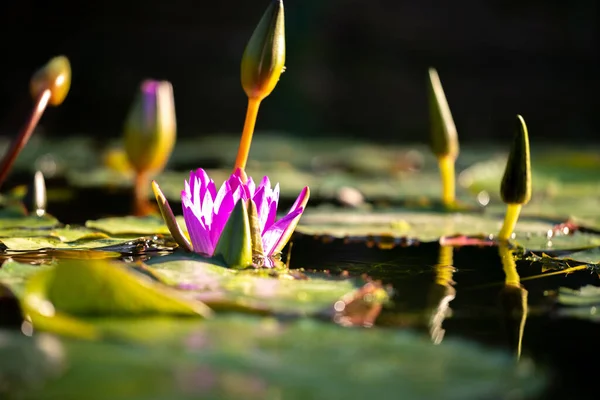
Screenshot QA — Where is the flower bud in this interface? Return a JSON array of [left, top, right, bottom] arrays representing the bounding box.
[[124, 80, 177, 174], [428, 68, 458, 159], [30, 56, 71, 106], [500, 115, 531, 205], [241, 0, 286, 100]]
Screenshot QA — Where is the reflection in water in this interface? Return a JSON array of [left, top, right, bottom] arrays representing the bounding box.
[[498, 243, 528, 361], [425, 245, 456, 344]]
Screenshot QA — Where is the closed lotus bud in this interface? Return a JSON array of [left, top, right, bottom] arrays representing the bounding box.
[[428, 68, 458, 159], [500, 115, 531, 205], [30, 56, 71, 106], [124, 80, 176, 174], [241, 0, 286, 100]]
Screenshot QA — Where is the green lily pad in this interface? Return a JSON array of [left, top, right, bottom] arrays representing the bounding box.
[[0, 227, 108, 242], [0, 315, 546, 400], [0, 259, 54, 297], [85, 215, 185, 236], [296, 208, 600, 251], [21, 258, 212, 321], [0, 235, 142, 252], [0, 214, 59, 229], [145, 253, 368, 316], [557, 248, 600, 266]]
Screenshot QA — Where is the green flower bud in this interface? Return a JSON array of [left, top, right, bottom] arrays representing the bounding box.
[[501, 115, 531, 205], [241, 0, 286, 100], [428, 68, 458, 159], [124, 80, 177, 174], [30, 56, 71, 106], [214, 200, 253, 269]]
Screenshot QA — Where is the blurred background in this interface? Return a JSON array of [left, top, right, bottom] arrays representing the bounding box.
[[0, 0, 597, 143]]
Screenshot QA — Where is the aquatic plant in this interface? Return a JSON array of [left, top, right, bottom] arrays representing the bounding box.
[[0, 56, 71, 188], [124, 80, 176, 216], [153, 168, 309, 268], [498, 115, 531, 241]]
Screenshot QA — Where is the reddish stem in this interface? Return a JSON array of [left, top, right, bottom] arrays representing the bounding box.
[[0, 90, 52, 189]]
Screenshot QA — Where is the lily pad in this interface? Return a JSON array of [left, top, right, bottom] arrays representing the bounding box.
[[145, 253, 373, 316], [0, 315, 546, 400], [85, 215, 185, 236], [296, 208, 600, 251], [0, 215, 59, 229], [0, 227, 108, 242], [0, 259, 54, 297], [557, 248, 600, 266], [15, 258, 212, 323], [0, 235, 143, 252]]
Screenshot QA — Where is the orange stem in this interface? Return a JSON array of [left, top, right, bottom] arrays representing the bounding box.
[[0, 89, 51, 189], [233, 97, 261, 177], [133, 170, 152, 216]]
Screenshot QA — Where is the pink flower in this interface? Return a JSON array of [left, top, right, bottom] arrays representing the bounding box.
[[181, 168, 309, 257]]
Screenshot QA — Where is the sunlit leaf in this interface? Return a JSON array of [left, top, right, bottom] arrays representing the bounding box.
[[0, 215, 59, 229], [146, 253, 368, 316], [85, 215, 186, 236], [0, 236, 142, 252], [32, 259, 212, 318], [0, 227, 108, 241]]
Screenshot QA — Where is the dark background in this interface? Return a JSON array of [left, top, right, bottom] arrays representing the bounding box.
[[0, 0, 597, 143]]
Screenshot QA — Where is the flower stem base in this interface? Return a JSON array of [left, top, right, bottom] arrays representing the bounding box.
[[498, 203, 522, 242], [438, 156, 456, 208]]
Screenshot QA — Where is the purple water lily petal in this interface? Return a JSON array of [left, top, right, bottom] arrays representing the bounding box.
[[182, 200, 214, 255], [262, 207, 304, 255], [252, 185, 269, 232], [263, 183, 280, 231]]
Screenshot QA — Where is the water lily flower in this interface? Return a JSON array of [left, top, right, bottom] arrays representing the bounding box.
[[182, 168, 309, 257], [153, 168, 309, 267]]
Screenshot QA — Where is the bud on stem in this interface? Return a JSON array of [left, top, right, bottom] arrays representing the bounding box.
[[428, 68, 459, 207], [498, 115, 531, 241], [234, 0, 286, 178], [0, 56, 71, 189]]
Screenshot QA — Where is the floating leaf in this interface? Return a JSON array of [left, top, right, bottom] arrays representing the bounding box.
[[146, 253, 365, 315], [0, 259, 54, 298], [0, 226, 107, 241], [296, 208, 600, 251], [20, 258, 212, 325], [0, 215, 59, 229], [0, 315, 546, 400], [0, 236, 142, 252], [85, 215, 186, 236]]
